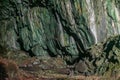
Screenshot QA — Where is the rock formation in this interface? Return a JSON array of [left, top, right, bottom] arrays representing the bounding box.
[[0, 0, 120, 77]]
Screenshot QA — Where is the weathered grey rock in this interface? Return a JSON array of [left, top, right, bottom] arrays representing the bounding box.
[[75, 60, 88, 74]]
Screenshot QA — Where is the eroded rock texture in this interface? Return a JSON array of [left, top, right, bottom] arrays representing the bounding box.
[[0, 0, 120, 76], [0, 0, 94, 61]]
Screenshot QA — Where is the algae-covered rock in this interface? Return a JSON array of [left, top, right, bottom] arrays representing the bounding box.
[[0, 0, 95, 62], [0, 0, 120, 76], [0, 0, 120, 59], [84, 35, 120, 75]]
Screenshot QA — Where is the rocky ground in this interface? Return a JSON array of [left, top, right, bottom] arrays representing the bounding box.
[[0, 55, 119, 80], [0, 36, 120, 80]]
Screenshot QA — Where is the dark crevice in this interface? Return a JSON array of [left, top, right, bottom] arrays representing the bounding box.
[[17, 38, 35, 57], [46, 47, 57, 57], [0, 63, 8, 80], [27, 49, 36, 57]]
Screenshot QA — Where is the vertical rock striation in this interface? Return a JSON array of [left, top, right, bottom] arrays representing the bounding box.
[[0, 0, 120, 64]]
